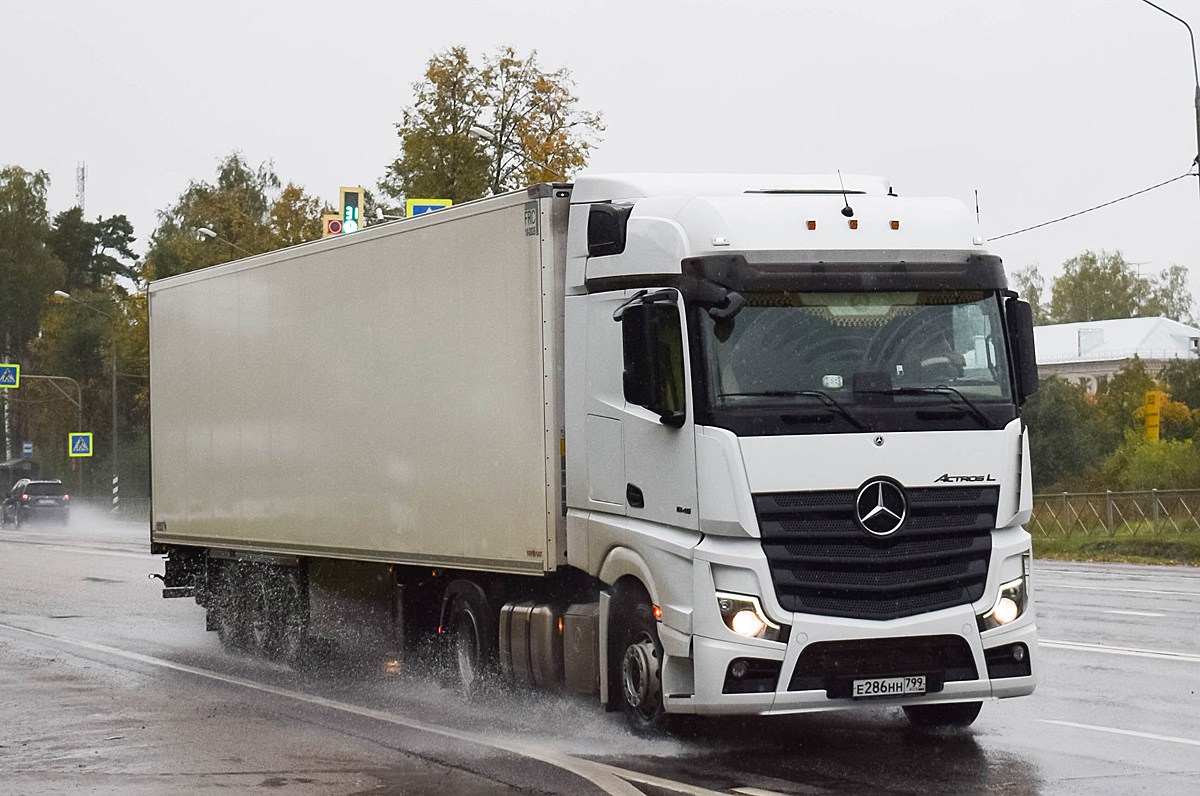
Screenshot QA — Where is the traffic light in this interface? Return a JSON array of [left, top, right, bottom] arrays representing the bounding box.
[[322, 213, 342, 238], [340, 187, 364, 234]]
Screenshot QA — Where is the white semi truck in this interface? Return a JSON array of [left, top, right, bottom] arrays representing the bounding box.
[[150, 174, 1038, 732]]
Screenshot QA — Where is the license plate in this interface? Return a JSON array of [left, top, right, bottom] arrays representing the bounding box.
[[37, 499, 55, 506], [852, 675, 926, 698]]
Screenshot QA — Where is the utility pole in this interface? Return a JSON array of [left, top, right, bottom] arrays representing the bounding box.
[[1139, 2, 1200, 214], [2, 332, 10, 463]]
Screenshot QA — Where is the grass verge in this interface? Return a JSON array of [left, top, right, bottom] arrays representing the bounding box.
[[1033, 532, 1200, 566]]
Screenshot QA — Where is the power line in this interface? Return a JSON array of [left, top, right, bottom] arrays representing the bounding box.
[[987, 172, 1197, 242]]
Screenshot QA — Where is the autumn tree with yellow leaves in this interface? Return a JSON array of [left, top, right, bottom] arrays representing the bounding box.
[[381, 46, 603, 206]]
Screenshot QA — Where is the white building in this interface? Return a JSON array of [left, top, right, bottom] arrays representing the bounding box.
[[1034, 316, 1200, 394]]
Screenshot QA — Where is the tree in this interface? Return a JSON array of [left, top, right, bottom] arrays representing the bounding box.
[[0, 166, 65, 358], [1021, 377, 1113, 489], [1044, 250, 1194, 324], [269, 182, 328, 247], [1142, 264, 1195, 325], [47, 207, 138, 291], [381, 47, 491, 204], [26, 275, 150, 498], [479, 47, 603, 192], [1158, 358, 1200, 411], [381, 46, 603, 206], [1095, 357, 1158, 440], [1010, 264, 1049, 325], [146, 153, 328, 280]]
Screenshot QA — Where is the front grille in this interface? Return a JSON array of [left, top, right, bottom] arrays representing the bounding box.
[[788, 634, 978, 695], [755, 486, 998, 620]]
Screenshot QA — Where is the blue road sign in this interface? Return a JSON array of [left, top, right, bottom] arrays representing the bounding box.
[[406, 198, 453, 217], [0, 364, 18, 388], [22, 442, 32, 458], [69, 432, 93, 458]]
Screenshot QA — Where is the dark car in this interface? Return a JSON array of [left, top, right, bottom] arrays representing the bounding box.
[[1, 479, 71, 527]]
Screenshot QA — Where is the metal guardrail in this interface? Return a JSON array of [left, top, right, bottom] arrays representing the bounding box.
[[1031, 489, 1200, 538]]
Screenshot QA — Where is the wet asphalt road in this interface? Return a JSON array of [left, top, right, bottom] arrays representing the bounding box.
[[0, 513, 1198, 795]]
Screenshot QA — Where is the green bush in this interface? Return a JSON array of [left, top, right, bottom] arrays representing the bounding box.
[[1097, 431, 1200, 491]]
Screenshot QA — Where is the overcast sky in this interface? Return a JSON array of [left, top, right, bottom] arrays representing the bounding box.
[[5, 0, 1200, 301]]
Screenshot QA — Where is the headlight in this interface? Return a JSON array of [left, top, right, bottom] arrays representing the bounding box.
[[716, 592, 786, 642], [979, 566, 1029, 631]]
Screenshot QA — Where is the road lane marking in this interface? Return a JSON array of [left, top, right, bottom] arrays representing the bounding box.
[[1040, 638, 1200, 663], [0, 621, 642, 796], [1102, 610, 1165, 618], [1037, 583, 1199, 597], [589, 763, 741, 796], [1040, 720, 1200, 748]]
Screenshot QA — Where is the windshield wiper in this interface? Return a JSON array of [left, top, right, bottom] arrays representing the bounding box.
[[856, 386, 993, 427], [718, 390, 867, 430]]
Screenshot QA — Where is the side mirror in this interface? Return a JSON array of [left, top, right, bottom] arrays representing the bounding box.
[[1005, 298, 1039, 403], [621, 302, 687, 427]]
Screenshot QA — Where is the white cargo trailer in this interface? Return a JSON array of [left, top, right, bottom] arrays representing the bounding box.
[[152, 175, 1040, 732]]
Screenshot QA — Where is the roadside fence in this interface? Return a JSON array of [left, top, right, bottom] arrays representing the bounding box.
[[1031, 489, 1200, 538]]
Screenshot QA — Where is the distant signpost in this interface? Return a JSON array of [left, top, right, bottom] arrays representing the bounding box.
[[0, 364, 18, 388], [22, 442, 32, 458]]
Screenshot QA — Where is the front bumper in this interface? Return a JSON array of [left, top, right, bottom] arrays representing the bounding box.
[[669, 609, 1036, 715], [662, 537, 1037, 716]]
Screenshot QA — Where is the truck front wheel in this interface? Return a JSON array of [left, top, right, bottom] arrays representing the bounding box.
[[619, 601, 668, 734], [447, 588, 496, 695], [903, 701, 983, 728]]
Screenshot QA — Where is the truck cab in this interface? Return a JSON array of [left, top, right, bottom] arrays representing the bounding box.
[[562, 174, 1037, 727]]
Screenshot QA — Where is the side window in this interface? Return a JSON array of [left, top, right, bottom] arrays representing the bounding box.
[[621, 302, 686, 425]]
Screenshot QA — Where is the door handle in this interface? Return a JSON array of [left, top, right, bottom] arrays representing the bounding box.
[[626, 483, 644, 509]]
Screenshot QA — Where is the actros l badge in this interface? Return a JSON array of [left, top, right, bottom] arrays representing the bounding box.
[[855, 479, 907, 537]]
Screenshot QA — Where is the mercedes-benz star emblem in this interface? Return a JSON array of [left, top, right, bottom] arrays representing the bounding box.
[[855, 479, 907, 537]]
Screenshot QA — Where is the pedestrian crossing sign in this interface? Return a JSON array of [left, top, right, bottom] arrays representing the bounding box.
[[0, 363, 18, 388], [69, 432, 93, 457]]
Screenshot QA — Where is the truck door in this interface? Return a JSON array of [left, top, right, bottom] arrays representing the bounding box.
[[617, 292, 699, 531]]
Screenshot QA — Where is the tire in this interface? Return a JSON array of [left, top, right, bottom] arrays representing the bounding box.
[[903, 701, 983, 728], [214, 565, 251, 652], [274, 569, 309, 667], [617, 600, 669, 734], [247, 568, 276, 656], [447, 588, 497, 695]]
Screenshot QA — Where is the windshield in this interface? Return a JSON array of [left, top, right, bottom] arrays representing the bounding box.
[[25, 482, 66, 496], [695, 290, 1015, 433]]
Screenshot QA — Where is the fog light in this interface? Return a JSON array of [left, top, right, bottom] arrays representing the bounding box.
[[1012, 644, 1027, 662], [715, 591, 785, 642], [730, 659, 749, 679]]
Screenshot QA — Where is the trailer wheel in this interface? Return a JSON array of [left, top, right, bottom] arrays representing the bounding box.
[[247, 568, 276, 655], [275, 569, 309, 667], [214, 566, 251, 652], [903, 701, 983, 728], [447, 589, 496, 695], [618, 600, 668, 734]]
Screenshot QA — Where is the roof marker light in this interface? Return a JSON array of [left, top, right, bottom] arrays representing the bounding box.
[[807, 220, 817, 230], [848, 219, 859, 230], [890, 220, 900, 230]]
